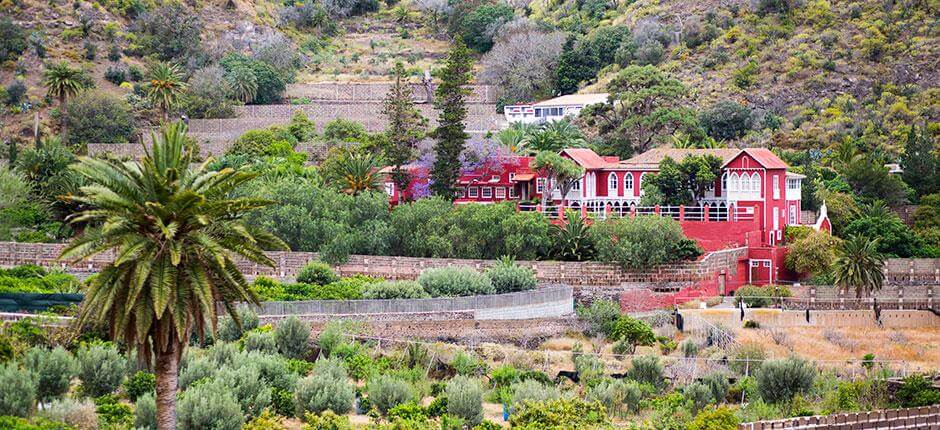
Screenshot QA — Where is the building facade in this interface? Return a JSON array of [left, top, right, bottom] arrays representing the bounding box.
[[503, 94, 609, 125]]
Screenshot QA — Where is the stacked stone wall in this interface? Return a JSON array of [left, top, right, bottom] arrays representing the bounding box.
[[285, 83, 498, 104], [739, 405, 940, 429]]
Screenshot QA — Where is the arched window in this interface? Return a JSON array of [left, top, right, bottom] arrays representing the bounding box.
[[625, 173, 634, 190], [721, 173, 728, 195], [751, 173, 761, 194], [730, 173, 739, 192], [608, 173, 618, 190]]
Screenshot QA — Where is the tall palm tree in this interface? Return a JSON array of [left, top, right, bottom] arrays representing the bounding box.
[[521, 120, 587, 154], [60, 122, 287, 430], [833, 235, 886, 298], [146, 62, 187, 122], [323, 151, 383, 195], [494, 127, 526, 154], [42, 61, 85, 141]]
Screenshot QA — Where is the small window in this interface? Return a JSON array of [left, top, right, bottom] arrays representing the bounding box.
[[534, 108, 542, 117], [536, 178, 546, 193], [491, 175, 500, 181], [509, 173, 516, 181], [571, 178, 581, 190], [763, 261, 771, 268], [482, 187, 493, 198], [608, 173, 618, 190], [468, 187, 479, 198], [495, 187, 506, 198], [625, 173, 634, 190], [509, 186, 518, 198]]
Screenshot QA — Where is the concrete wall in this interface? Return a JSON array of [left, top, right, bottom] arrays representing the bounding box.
[[681, 308, 940, 329], [740, 405, 940, 430], [247, 285, 573, 321]]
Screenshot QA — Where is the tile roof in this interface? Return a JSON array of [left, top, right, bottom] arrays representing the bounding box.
[[618, 148, 741, 170], [532, 93, 609, 107], [561, 148, 615, 169], [738, 148, 789, 169]]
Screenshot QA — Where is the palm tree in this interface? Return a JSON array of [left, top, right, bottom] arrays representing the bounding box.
[[146, 62, 187, 122], [494, 127, 526, 154], [323, 151, 383, 195], [60, 122, 287, 430], [226, 66, 257, 104], [42, 61, 85, 141], [833, 235, 886, 298], [521, 119, 587, 154]]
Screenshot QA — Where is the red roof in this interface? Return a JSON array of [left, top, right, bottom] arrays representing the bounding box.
[[729, 148, 789, 169], [560, 148, 614, 169]]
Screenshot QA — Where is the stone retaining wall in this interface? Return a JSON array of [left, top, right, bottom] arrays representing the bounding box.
[[739, 405, 940, 429], [285, 83, 498, 104], [682, 309, 940, 329], [307, 317, 582, 344], [247, 285, 573, 321]]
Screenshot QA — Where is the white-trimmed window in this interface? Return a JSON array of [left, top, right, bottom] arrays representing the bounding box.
[[491, 175, 500, 181], [608, 173, 618, 191], [730, 173, 739, 192], [536, 178, 546, 193], [772, 174, 780, 199], [509, 186, 518, 198], [571, 178, 581, 190], [751, 173, 761, 194], [468, 187, 479, 198], [626, 173, 634, 190], [721, 173, 727, 194], [495, 187, 506, 199], [482, 187, 493, 198], [384, 182, 394, 196]]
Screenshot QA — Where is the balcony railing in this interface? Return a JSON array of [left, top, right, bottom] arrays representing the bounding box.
[[519, 203, 757, 223]]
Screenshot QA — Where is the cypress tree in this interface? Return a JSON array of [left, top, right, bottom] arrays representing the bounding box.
[[383, 62, 426, 201], [430, 36, 473, 200], [900, 121, 939, 200]]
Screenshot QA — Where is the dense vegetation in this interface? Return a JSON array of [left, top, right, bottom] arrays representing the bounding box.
[[0, 299, 937, 429]]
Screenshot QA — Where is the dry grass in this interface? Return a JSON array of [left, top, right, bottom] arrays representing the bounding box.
[[736, 326, 940, 371]]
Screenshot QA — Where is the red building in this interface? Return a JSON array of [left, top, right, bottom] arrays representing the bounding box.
[[381, 147, 829, 289]]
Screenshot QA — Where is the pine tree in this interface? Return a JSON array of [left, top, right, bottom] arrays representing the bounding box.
[[430, 36, 473, 200], [900, 121, 939, 200], [383, 62, 426, 201]]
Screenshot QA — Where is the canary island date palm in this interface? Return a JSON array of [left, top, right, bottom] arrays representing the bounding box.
[[323, 151, 383, 195], [833, 235, 885, 299], [42, 61, 85, 141], [59, 122, 287, 430], [146, 62, 186, 122]]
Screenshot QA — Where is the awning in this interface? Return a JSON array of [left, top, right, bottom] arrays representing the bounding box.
[[512, 173, 535, 181]]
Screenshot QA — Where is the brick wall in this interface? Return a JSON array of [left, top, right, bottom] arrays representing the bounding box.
[[739, 405, 940, 430]]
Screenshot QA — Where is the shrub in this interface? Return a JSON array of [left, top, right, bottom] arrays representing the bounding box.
[[5, 80, 27, 106], [755, 357, 816, 404], [94, 394, 133, 427], [489, 365, 519, 389], [577, 299, 621, 338], [0, 362, 36, 417], [322, 119, 368, 142], [786, 231, 840, 277], [316, 322, 348, 358], [591, 216, 701, 270], [294, 369, 354, 416], [626, 356, 665, 391], [244, 410, 285, 430], [217, 307, 260, 342], [452, 351, 487, 377], [688, 406, 739, 430], [485, 259, 537, 293], [446, 376, 484, 425], [178, 380, 244, 430], [702, 372, 730, 404], [418, 267, 495, 297], [734, 285, 792, 308], [744, 320, 761, 329], [574, 354, 606, 386], [37, 398, 97, 430], [134, 393, 156, 430], [458, 3, 513, 52], [77, 344, 126, 397], [684, 382, 713, 412], [21, 346, 75, 402], [896, 374, 940, 408], [271, 387, 295, 416], [228, 128, 297, 158], [302, 411, 353, 430], [179, 356, 216, 390], [586, 379, 644, 416], [215, 364, 273, 418], [510, 380, 560, 408], [731, 343, 766, 375], [368, 375, 414, 414], [276, 316, 311, 359], [64, 90, 137, 144], [510, 398, 609, 428], [296, 261, 339, 285], [0, 17, 27, 62], [362, 280, 430, 299], [681, 340, 699, 357], [609, 315, 656, 352], [104, 66, 126, 85], [123, 371, 155, 401], [700, 100, 754, 141], [220, 54, 286, 104], [244, 330, 279, 354]]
